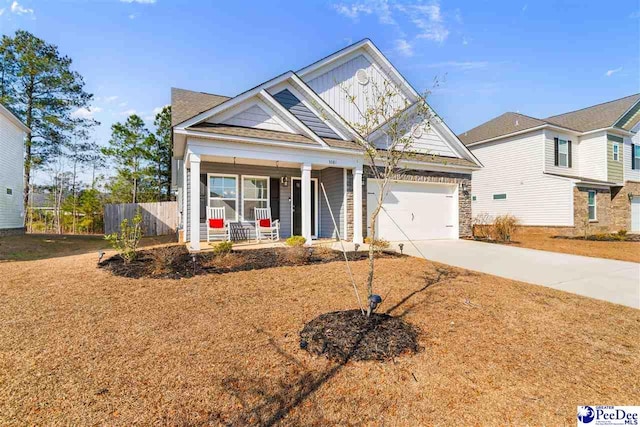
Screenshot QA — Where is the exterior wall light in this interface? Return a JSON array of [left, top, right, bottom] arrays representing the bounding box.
[[281, 176, 289, 187]]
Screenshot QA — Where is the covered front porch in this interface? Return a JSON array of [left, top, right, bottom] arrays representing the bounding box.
[[179, 138, 364, 251]]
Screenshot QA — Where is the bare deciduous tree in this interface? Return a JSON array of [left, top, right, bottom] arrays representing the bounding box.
[[340, 78, 442, 315]]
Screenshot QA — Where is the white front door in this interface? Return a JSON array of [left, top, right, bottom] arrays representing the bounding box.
[[366, 179, 458, 241], [632, 196, 640, 233]]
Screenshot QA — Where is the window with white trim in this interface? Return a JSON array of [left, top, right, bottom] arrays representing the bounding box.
[[635, 145, 640, 170], [613, 143, 620, 162], [209, 174, 238, 221], [242, 176, 269, 221], [558, 138, 569, 167], [588, 190, 596, 221]]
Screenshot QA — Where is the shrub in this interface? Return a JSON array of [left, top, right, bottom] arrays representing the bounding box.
[[104, 211, 143, 263], [212, 240, 233, 255], [492, 214, 519, 242], [618, 229, 628, 237], [364, 237, 390, 251], [472, 213, 493, 239], [285, 235, 307, 247]]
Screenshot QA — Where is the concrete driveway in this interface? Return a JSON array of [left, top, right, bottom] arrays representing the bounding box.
[[394, 239, 640, 309]]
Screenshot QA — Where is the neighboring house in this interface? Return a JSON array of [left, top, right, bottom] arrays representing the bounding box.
[[459, 94, 640, 234], [0, 103, 29, 236], [171, 39, 481, 250]]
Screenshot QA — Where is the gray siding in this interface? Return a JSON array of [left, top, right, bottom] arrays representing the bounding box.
[[318, 168, 345, 239], [607, 134, 624, 183], [273, 89, 341, 139], [615, 101, 640, 129], [186, 162, 347, 242]]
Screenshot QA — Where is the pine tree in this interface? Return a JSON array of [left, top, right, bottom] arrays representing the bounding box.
[[0, 30, 95, 210]]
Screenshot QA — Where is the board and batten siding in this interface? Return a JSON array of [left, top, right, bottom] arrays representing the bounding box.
[[543, 129, 579, 175], [623, 122, 640, 182], [0, 111, 25, 229], [305, 53, 407, 126], [470, 129, 574, 226], [606, 134, 624, 183], [218, 104, 287, 132], [185, 163, 345, 242], [372, 116, 457, 157], [576, 131, 607, 181], [318, 167, 345, 239]]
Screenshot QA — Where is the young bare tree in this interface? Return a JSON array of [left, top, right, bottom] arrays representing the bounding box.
[[340, 78, 441, 315]]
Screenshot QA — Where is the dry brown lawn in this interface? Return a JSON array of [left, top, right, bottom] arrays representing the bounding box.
[[508, 229, 640, 263], [0, 236, 638, 425]]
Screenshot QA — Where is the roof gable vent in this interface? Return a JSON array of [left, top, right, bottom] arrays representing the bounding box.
[[356, 68, 369, 85]]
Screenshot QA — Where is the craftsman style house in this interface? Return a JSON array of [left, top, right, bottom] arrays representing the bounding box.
[[171, 39, 481, 250], [460, 94, 640, 234]]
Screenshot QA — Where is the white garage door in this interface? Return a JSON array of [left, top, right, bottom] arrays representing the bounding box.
[[632, 196, 640, 233], [366, 179, 458, 241]]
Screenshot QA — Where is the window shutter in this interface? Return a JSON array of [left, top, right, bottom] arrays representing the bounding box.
[[200, 174, 207, 221], [270, 178, 280, 221], [554, 137, 559, 166], [633, 144, 636, 170], [568, 140, 572, 168]]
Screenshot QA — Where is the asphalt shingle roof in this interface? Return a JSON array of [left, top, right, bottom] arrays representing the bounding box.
[[171, 88, 230, 127], [459, 94, 640, 145]]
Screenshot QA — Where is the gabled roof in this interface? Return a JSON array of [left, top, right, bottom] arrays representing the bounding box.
[[459, 94, 640, 145], [0, 103, 30, 133], [171, 88, 230, 127], [458, 112, 547, 145], [545, 93, 640, 132]]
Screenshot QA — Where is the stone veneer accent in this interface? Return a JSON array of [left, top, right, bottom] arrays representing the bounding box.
[[612, 181, 640, 232], [573, 182, 640, 235], [345, 167, 472, 240], [0, 227, 25, 237]]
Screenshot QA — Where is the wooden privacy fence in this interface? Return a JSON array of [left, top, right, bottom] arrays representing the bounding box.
[[104, 202, 178, 236]]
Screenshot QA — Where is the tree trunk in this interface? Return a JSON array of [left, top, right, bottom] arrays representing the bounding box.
[[365, 182, 386, 316], [72, 157, 77, 234], [23, 78, 34, 213]]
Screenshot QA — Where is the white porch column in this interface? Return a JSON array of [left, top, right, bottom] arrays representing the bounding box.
[[352, 166, 363, 244], [301, 163, 312, 245], [189, 154, 201, 251]]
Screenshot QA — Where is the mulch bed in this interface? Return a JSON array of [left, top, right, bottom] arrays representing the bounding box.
[[299, 309, 420, 362], [553, 234, 640, 242], [99, 245, 401, 279]]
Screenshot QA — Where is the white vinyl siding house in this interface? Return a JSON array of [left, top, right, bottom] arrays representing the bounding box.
[[0, 104, 29, 233], [471, 129, 574, 226], [624, 122, 640, 182], [173, 39, 481, 250], [577, 131, 608, 181]]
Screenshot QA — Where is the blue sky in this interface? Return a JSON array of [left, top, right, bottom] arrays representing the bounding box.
[[1, 0, 638, 182]]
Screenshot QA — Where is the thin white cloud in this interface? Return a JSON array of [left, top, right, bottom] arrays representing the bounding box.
[[128, 14, 136, 19], [120, 0, 156, 3], [0, 8, 5, 16], [630, 10, 640, 19], [427, 61, 489, 70], [395, 39, 414, 57], [522, 4, 528, 12], [152, 105, 169, 115], [71, 106, 102, 119], [118, 101, 128, 107], [10, 1, 33, 16], [605, 67, 622, 77], [105, 96, 119, 102], [332, 0, 451, 43], [462, 37, 469, 45], [119, 108, 137, 116], [396, 2, 449, 43]]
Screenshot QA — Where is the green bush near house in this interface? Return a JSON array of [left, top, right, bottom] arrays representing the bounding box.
[[104, 211, 144, 263], [212, 240, 233, 255], [285, 236, 307, 247]]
